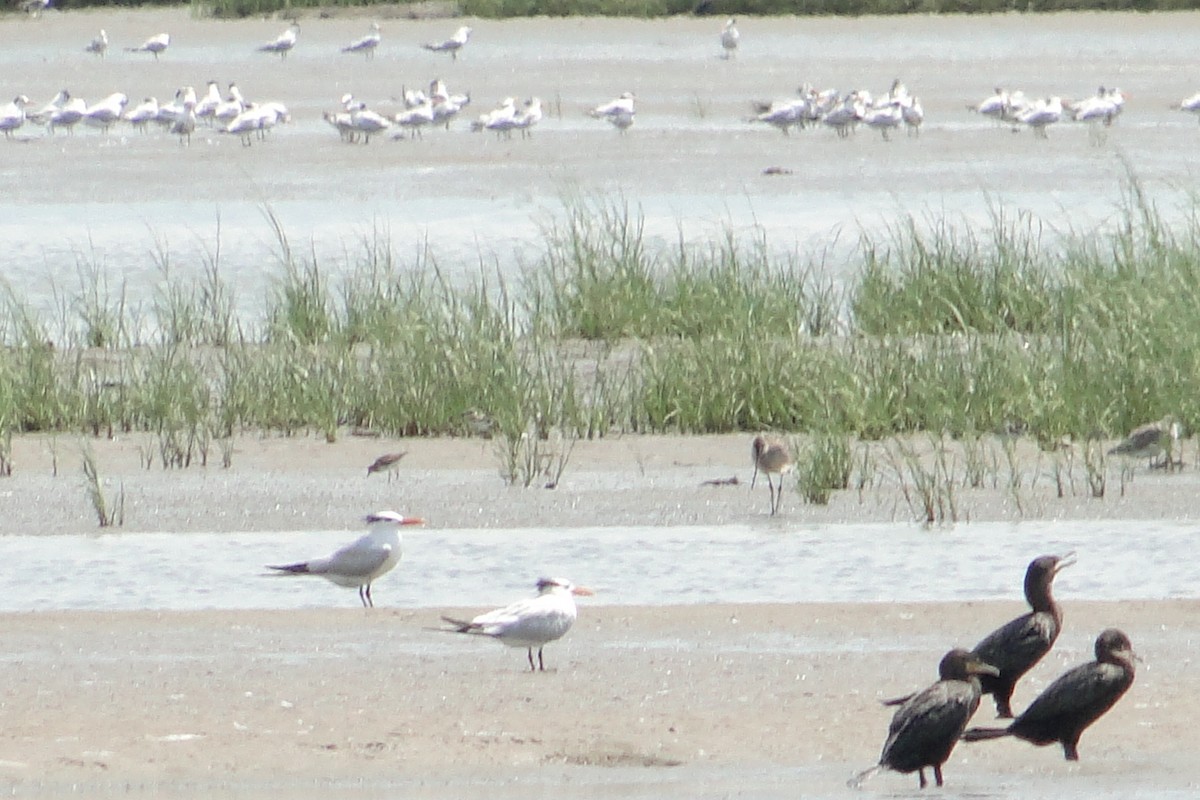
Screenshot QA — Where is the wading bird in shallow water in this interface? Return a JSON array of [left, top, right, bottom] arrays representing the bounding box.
[[267, 511, 425, 607], [1108, 415, 1180, 469], [440, 578, 594, 671], [971, 553, 1075, 718], [851, 649, 999, 790], [963, 628, 1137, 761], [751, 435, 793, 516]]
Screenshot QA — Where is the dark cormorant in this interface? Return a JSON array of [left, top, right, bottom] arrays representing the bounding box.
[[962, 628, 1136, 760], [972, 552, 1075, 717], [851, 649, 999, 790]]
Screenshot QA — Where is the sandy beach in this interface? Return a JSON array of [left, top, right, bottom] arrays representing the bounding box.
[[0, 600, 1195, 797]]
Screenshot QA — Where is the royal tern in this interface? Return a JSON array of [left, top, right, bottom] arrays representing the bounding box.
[[350, 105, 391, 143], [862, 100, 904, 140], [26, 89, 69, 126], [128, 32, 170, 59], [720, 18, 739, 59], [1014, 96, 1063, 138], [258, 23, 299, 58], [82, 92, 127, 132], [440, 577, 594, 671], [85, 29, 108, 57], [267, 511, 425, 607], [821, 93, 863, 138], [851, 650, 998, 789], [751, 98, 808, 135], [342, 22, 381, 58], [589, 92, 635, 133], [751, 435, 794, 516], [47, 96, 86, 135], [123, 96, 158, 132], [515, 96, 543, 137], [194, 80, 222, 124], [170, 94, 197, 145], [0, 95, 29, 138], [212, 83, 246, 126], [471, 96, 516, 135], [422, 25, 472, 60], [393, 98, 435, 139], [1108, 415, 1180, 469], [366, 451, 407, 481]]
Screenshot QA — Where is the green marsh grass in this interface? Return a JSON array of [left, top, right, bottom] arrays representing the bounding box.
[[3, 193, 1200, 480]]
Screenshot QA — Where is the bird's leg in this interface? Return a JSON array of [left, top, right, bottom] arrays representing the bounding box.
[[526, 647, 536, 672], [1063, 739, 1080, 761], [917, 768, 927, 789], [933, 764, 944, 787], [537, 647, 546, 671], [767, 474, 777, 516]]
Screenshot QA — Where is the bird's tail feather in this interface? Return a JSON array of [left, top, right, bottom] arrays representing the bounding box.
[[440, 615, 476, 632], [266, 563, 310, 575], [961, 726, 1011, 742], [847, 765, 881, 789]]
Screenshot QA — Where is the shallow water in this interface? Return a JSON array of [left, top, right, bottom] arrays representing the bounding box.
[[3, 519, 1196, 612], [6, 10, 1200, 323]]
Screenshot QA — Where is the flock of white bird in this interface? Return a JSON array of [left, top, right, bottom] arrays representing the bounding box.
[[6, 15, 1200, 146], [1, 80, 292, 145]]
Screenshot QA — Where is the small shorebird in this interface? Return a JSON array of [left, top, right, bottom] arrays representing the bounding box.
[[422, 25, 471, 60], [266, 510, 425, 607], [751, 435, 794, 516], [1108, 415, 1180, 469], [366, 451, 407, 482], [440, 577, 594, 671], [127, 32, 170, 60], [719, 17, 739, 59]]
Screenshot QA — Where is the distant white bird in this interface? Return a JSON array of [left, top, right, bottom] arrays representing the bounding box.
[[259, 23, 299, 58], [822, 93, 864, 138], [720, 17, 739, 59], [0, 95, 30, 138], [752, 98, 808, 136], [1070, 86, 1125, 126], [170, 90, 198, 145], [350, 105, 391, 143], [430, 79, 470, 128], [1015, 96, 1064, 138], [342, 22, 381, 58], [902, 95, 924, 136], [589, 91, 635, 133], [515, 96, 543, 138], [440, 577, 594, 671], [863, 100, 904, 140], [82, 92, 127, 132], [48, 96, 86, 135], [128, 32, 170, 59], [212, 83, 247, 126], [26, 88, 69, 125], [267, 511, 425, 607], [471, 95, 516, 135], [85, 29, 108, 57], [123, 96, 158, 132], [393, 99, 435, 139], [194, 80, 221, 124], [1179, 90, 1200, 123], [422, 25, 471, 60]]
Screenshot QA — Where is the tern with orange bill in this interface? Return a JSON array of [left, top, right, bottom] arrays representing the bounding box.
[[441, 577, 593, 671], [267, 510, 424, 607]]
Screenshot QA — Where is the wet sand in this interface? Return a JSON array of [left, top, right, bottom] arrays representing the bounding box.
[[0, 600, 1194, 797]]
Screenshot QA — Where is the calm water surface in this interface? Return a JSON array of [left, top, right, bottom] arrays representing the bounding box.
[[3, 519, 1195, 612]]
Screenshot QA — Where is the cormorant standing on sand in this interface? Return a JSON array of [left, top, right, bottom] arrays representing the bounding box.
[[963, 628, 1136, 760], [851, 649, 999, 790], [972, 552, 1075, 717]]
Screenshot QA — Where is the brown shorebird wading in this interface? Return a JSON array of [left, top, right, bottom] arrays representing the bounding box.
[[751, 435, 794, 516], [367, 451, 407, 482]]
